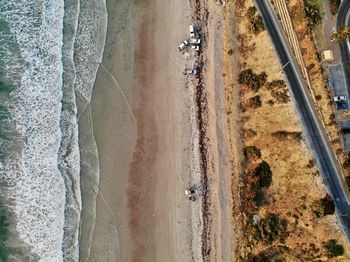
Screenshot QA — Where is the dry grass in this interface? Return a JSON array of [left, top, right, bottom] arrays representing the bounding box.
[[227, 0, 350, 260]]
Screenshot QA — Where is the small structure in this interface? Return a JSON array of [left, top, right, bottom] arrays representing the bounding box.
[[322, 50, 334, 62], [184, 68, 198, 75]]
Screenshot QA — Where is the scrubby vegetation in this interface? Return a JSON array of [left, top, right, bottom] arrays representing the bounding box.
[[248, 213, 288, 245], [329, 0, 341, 15], [266, 79, 290, 104], [247, 6, 257, 18], [244, 146, 261, 160], [251, 161, 273, 206], [239, 69, 267, 92], [242, 95, 262, 112], [324, 239, 344, 258], [246, 6, 265, 35], [304, 0, 322, 28], [332, 26, 350, 42], [311, 194, 335, 218], [272, 131, 303, 141], [271, 89, 290, 103], [250, 15, 265, 35], [266, 79, 286, 90]]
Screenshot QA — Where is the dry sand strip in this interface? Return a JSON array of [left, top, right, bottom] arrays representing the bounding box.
[[126, 0, 208, 261]]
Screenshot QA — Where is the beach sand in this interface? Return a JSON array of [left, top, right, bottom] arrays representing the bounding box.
[[86, 0, 207, 261]]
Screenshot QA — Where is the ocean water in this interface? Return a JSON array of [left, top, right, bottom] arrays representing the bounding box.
[[0, 0, 107, 261]]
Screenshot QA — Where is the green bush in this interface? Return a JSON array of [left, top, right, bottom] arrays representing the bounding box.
[[324, 239, 344, 258], [271, 89, 290, 103], [304, 0, 322, 28], [250, 15, 265, 34], [311, 194, 335, 217], [252, 214, 288, 244], [266, 79, 286, 90], [239, 69, 267, 92], [244, 146, 262, 159], [249, 95, 262, 108]]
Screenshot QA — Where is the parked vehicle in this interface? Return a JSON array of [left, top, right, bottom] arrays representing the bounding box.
[[189, 38, 201, 44], [185, 188, 198, 195], [185, 69, 198, 75], [178, 40, 189, 51], [327, 77, 334, 86], [191, 45, 200, 51], [334, 95, 347, 102], [189, 24, 195, 38]]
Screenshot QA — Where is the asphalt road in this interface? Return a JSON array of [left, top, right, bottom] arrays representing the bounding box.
[[338, 1, 350, 103], [254, 0, 350, 240]]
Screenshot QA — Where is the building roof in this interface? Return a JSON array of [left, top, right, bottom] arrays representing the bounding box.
[[322, 50, 334, 61]]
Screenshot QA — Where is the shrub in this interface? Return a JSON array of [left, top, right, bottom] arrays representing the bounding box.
[[266, 79, 286, 90], [250, 15, 265, 34], [272, 131, 303, 141], [343, 158, 350, 169], [254, 161, 272, 188], [250, 161, 273, 206], [239, 69, 267, 91], [244, 146, 262, 159], [267, 99, 275, 106], [329, 0, 341, 15], [247, 6, 257, 18], [271, 89, 290, 103], [321, 194, 335, 215], [258, 214, 288, 244], [311, 194, 335, 217], [249, 95, 262, 108], [324, 239, 344, 258], [304, 0, 322, 28], [315, 95, 322, 101]]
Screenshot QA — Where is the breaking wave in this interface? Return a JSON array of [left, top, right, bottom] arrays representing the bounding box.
[[0, 0, 107, 261]]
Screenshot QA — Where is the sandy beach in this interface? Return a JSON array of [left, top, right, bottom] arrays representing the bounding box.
[[82, 0, 238, 261], [86, 0, 209, 261]]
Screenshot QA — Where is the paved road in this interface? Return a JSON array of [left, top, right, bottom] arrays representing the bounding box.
[[254, 0, 350, 240], [337, 1, 350, 101]]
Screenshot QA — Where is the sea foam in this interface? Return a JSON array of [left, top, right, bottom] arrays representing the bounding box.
[[0, 0, 107, 261]]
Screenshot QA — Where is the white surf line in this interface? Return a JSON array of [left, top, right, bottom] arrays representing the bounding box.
[[99, 63, 136, 126]]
